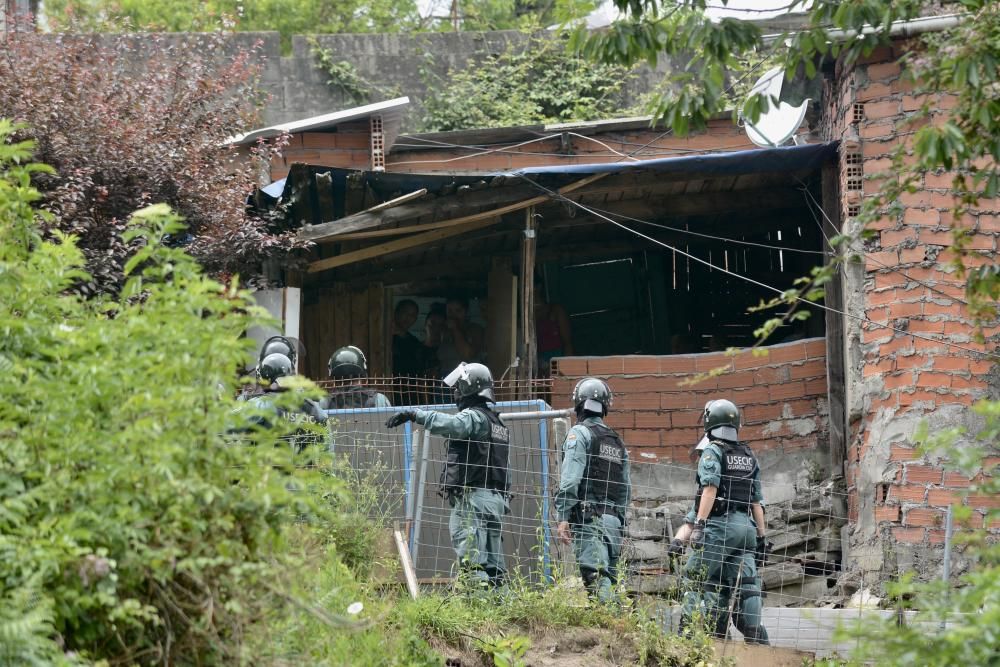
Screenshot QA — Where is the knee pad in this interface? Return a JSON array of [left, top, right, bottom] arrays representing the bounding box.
[[581, 568, 600, 589]]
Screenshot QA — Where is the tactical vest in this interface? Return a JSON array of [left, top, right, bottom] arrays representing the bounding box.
[[440, 406, 510, 496], [327, 386, 379, 410], [694, 440, 758, 517], [579, 423, 627, 509]]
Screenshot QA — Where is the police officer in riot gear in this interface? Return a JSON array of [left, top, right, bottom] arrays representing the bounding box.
[[555, 377, 632, 602], [679, 399, 767, 640], [385, 362, 510, 589], [325, 345, 391, 410], [232, 352, 328, 453]]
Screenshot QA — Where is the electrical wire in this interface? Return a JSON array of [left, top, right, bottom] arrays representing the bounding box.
[[797, 182, 972, 307], [576, 202, 828, 255], [518, 173, 999, 361]]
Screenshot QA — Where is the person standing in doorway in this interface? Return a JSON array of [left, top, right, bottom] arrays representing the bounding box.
[[437, 297, 485, 373], [385, 362, 510, 589], [555, 377, 631, 602]]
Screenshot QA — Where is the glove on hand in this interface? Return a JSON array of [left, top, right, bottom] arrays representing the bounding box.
[[689, 520, 706, 548], [385, 411, 417, 428], [755, 536, 771, 567], [667, 538, 687, 559]]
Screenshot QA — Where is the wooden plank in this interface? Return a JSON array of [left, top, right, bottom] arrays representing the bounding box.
[[487, 256, 517, 381], [298, 183, 541, 243], [519, 207, 537, 390], [332, 283, 351, 369], [368, 282, 385, 376], [350, 287, 368, 353], [393, 524, 420, 600], [307, 174, 607, 274], [365, 188, 427, 213]]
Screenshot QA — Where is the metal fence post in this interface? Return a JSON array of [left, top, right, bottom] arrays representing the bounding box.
[[411, 428, 431, 568]]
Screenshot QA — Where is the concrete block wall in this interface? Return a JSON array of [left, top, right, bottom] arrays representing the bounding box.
[[828, 43, 1000, 585], [549, 338, 830, 463]]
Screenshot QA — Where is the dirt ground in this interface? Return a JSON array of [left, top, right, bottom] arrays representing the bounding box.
[[431, 629, 810, 667]]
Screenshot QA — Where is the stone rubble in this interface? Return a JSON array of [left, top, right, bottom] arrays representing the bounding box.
[[623, 480, 850, 608]]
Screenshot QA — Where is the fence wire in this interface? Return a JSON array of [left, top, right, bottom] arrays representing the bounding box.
[[256, 374, 974, 658]]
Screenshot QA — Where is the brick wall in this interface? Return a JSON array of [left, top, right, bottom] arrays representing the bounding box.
[[550, 338, 829, 462], [829, 42, 1000, 579], [269, 118, 756, 180]]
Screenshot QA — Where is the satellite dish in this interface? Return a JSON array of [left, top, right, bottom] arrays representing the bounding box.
[[741, 67, 810, 148]]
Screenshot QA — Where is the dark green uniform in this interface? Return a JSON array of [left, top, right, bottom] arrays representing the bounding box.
[[555, 415, 632, 601], [681, 439, 763, 630], [414, 405, 509, 587]]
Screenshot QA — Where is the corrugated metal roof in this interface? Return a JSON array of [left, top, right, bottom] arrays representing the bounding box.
[[227, 97, 410, 146]]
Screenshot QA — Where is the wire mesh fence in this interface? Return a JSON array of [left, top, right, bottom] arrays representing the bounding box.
[[254, 373, 977, 658]]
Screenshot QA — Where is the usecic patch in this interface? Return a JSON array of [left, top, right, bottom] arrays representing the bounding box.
[[567, 432, 577, 441]]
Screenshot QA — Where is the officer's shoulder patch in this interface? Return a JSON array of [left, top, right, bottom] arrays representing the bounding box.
[[566, 432, 578, 442]]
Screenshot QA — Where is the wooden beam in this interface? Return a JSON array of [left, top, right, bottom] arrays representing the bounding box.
[[307, 174, 607, 274], [298, 183, 539, 243], [519, 207, 537, 390], [364, 188, 427, 214]]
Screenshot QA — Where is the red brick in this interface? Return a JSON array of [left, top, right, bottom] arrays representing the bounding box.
[[753, 366, 787, 384], [603, 412, 634, 430], [661, 427, 701, 447], [979, 214, 1000, 232], [882, 373, 914, 391], [588, 357, 624, 375], [904, 507, 944, 527], [906, 465, 943, 485], [950, 376, 986, 391], [903, 208, 941, 226], [669, 410, 704, 428], [856, 81, 892, 101], [865, 250, 898, 271], [881, 229, 915, 247], [875, 505, 901, 523], [890, 301, 924, 318], [970, 360, 998, 375], [804, 377, 827, 396], [732, 349, 771, 370], [787, 359, 826, 381], [660, 392, 711, 410], [622, 355, 662, 375], [864, 358, 894, 378], [874, 272, 907, 290], [615, 394, 661, 410], [634, 411, 668, 428], [933, 357, 970, 372], [892, 526, 925, 543], [895, 355, 930, 370], [866, 157, 894, 173], [917, 228, 953, 245], [716, 369, 757, 389], [300, 132, 339, 149], [890, 444, 919, 462], [860, 123, 894, 139], [866, 100, 901, 119], [660, 356, 698, 374], [804, 339, 825, 358], [769, 381, 806, 401], [899, 246, 927, 263], [888, 484, 926, 503], [916, 372, 953, 389], [927, 529, 948, 544], [694, 353, 733, 373], [622, 429, 661, 447], [553, 357, 588, 376], [927, 488, 962, 507]]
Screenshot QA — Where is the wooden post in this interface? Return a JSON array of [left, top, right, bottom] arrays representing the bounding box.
[[519, 207, 537, 396], [822, 162, 847, 479], [487, 256, 517, 385]]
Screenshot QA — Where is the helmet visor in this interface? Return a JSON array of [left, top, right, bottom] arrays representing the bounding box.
[[443, 362, 468, 388]]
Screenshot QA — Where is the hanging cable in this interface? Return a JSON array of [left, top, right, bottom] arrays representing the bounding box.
[[797, 181, 971, 307], [517, 173, 999, 360]]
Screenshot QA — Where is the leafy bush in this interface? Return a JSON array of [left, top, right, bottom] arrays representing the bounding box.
[[421, 36, 635, 131], [0, 121, 336, 663], [0, 29, 309, 297]]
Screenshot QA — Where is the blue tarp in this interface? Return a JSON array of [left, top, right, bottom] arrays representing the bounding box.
[[504, 141, 837, 177]]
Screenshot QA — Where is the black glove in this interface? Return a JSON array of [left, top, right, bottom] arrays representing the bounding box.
[[667, 538, 686, 559], [755, 536, 771, 567], [689, 520, 706, 548], [385, 411, 417, 428]]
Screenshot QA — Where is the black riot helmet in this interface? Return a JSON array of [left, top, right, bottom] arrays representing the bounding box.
[[443, 362, 494, 402], [328, 345, 368, 379], [259, 352, 293, 384], [259, 335, 296, 368], [704, 399, 741, 442], [572, 377, 612, 416]]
